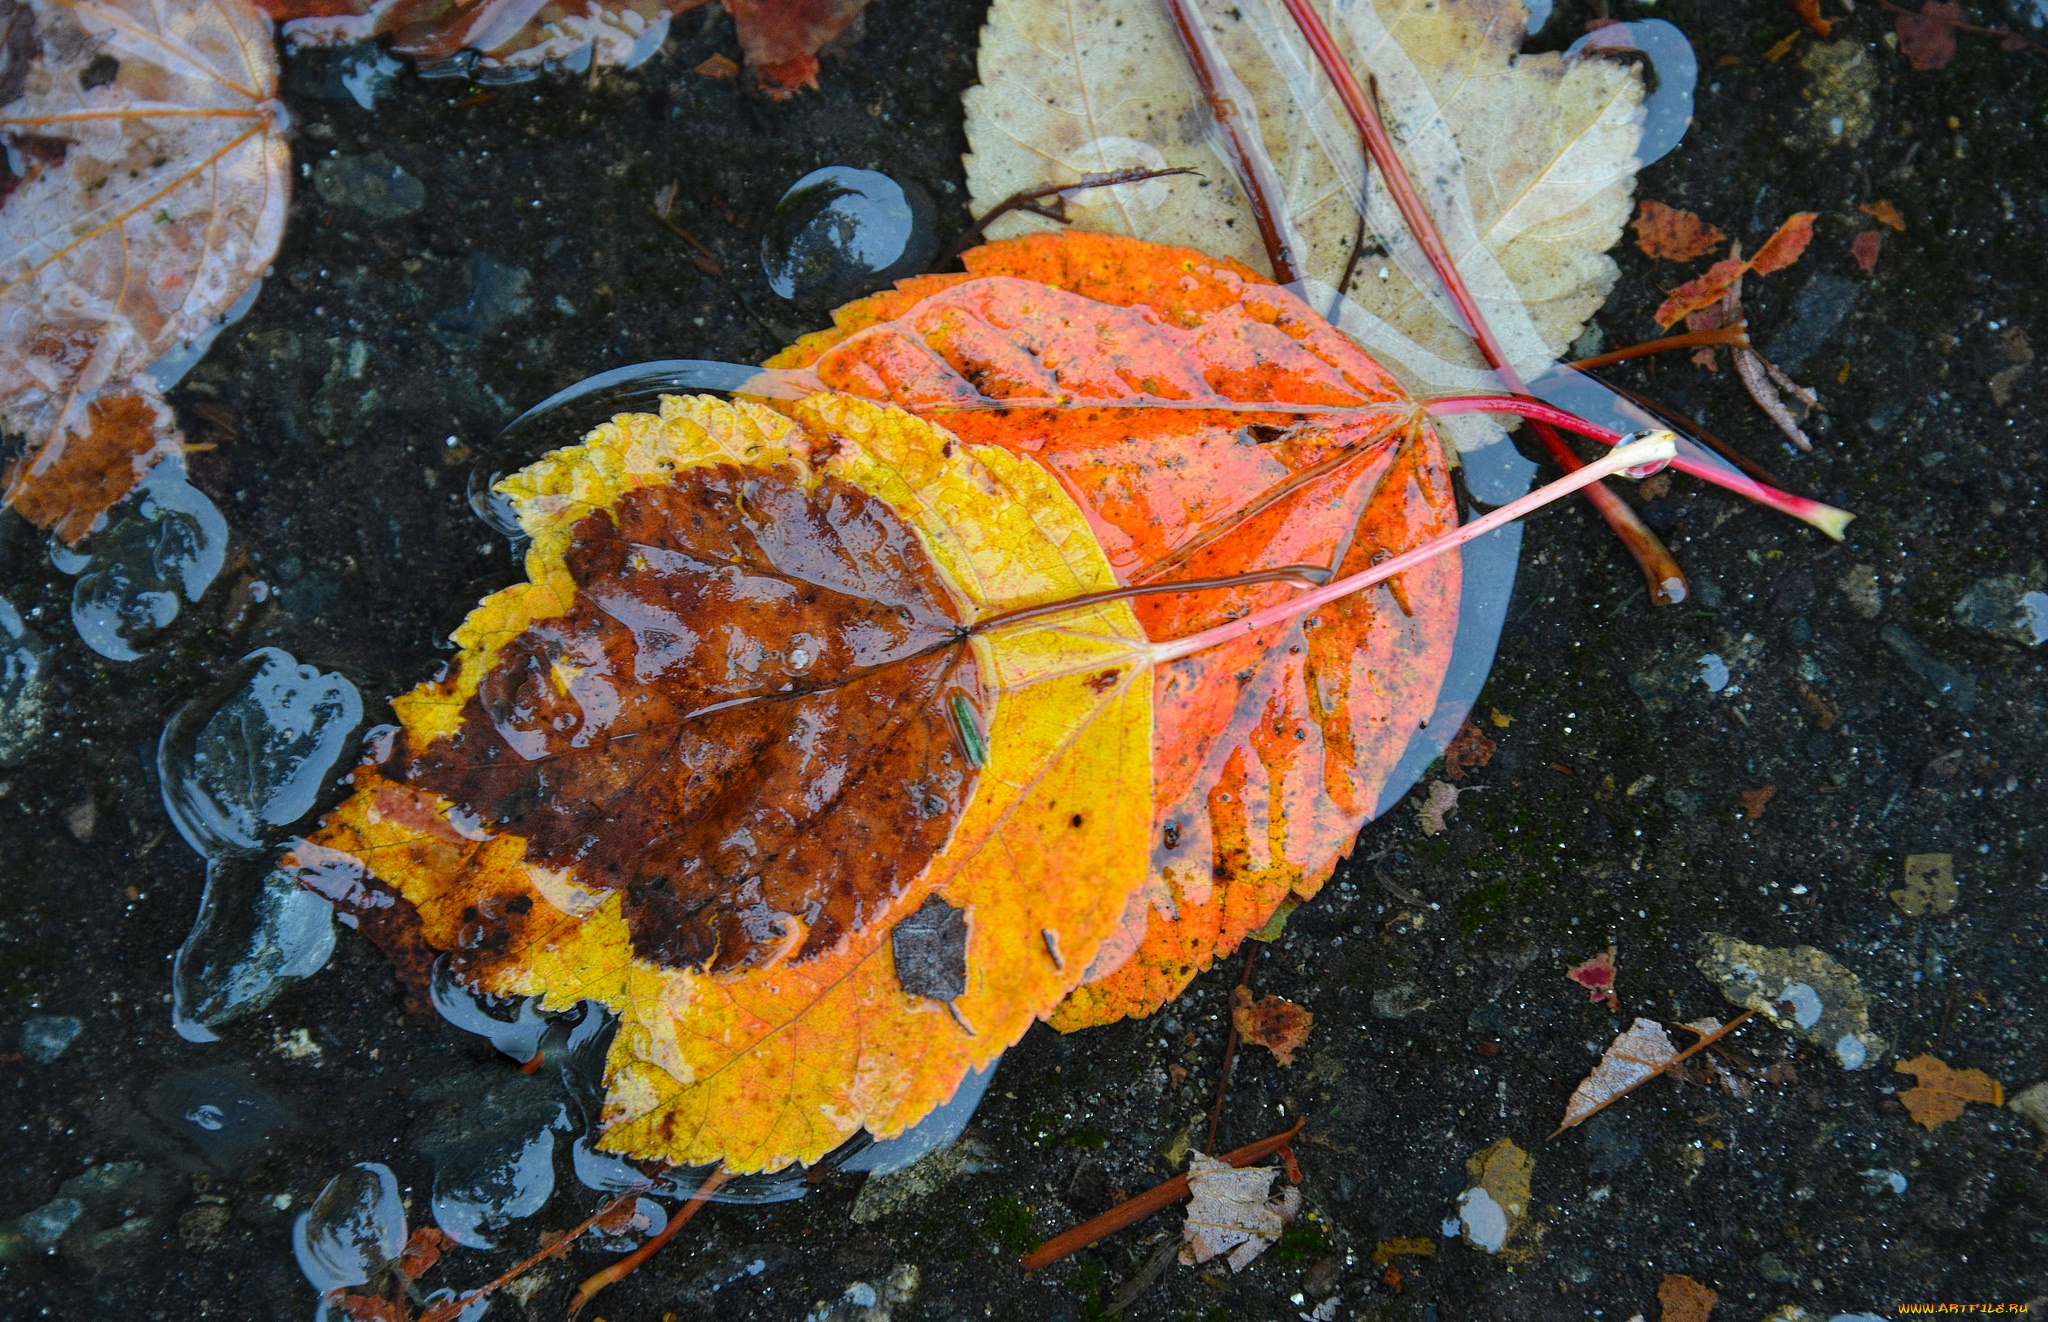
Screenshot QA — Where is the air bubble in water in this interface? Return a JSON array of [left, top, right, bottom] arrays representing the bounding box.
[[761, 167, 936, 306], [1566, 20, 1697, 166], [48, 464, 227, 662]]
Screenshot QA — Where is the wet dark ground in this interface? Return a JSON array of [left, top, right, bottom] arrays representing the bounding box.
[[3, 0, 2045, 1317]]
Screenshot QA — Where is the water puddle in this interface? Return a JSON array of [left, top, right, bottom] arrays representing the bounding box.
[[47, 461, 228, 662]]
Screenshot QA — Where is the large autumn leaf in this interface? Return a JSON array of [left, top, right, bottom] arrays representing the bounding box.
[[963, 0, 1644, 382], [766, 231, 1460, 1029], [293, 392, 1158, 1172], [1, 0, 289, 541]]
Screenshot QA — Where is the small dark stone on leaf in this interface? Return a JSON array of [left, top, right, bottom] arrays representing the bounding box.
[[892, 893, 968, 1002]]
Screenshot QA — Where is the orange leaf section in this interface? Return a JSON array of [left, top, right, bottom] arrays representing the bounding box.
[[1631, 201, 1725, 263], [1, 391, 178, 543], [1652, 214, 1816, 327], [1231, 985, 1313, 1065], [1859, 199, 1907, 231], [1895, 1054, 2003, 1129], [1787, 0, 1830, 38], [1749, 213, 1818, 275], [1658, 1272, 1719, 1322], [768, 232, 1461, 1030], [297, 393, 1156, 1172]]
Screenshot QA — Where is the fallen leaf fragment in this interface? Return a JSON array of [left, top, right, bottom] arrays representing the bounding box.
[[695, 52, 739, 78], [1453, 1138, 1531, 1254], [1788, 0, 1830, 36], [1895, 2, 1964, 70], [1891, 853, 1957, 916], [1557, 1017, 1677, 1132], [1658, 1272, 1719, 1322], [1859, 199, 1906, 231], [1739, 785, 1777, 819], [1371, 1237, 1435, 1264], [2008, 1080, 2048, 1146], [1, 0, 289, 541], [1179, 1152, 1301, 1271], [1750, 212, 1818, 275], [1850, 231, 1883, 275], [1895, 1054, 2003, 1129], [1565, 947, 1617, 1002], [1231, 985, 1314, 1066], [1443, 718, 1497, 780], [1633, 201, 1726, 262], [1418, 780, 1464, 836]]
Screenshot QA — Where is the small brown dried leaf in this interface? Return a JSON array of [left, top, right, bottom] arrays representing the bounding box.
[[1657, 1271, 1719, 1322], [1232, 985, 1314, 1066], [1631, 201, 1725, 263], [1443, 718, 1497, 781], [1895, 1054, 2003, 1129]]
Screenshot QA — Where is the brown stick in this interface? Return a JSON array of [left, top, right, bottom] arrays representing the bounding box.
[[567, 1165, 730, 1318], [1021, 1117, 1305, 1271], [1567, 327, 1752, 372], [413, 1180, 655, 1322], [1206, 942, 1262, 1152]]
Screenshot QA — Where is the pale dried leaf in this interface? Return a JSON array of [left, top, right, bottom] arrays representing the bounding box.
[[1178, 1153, 1301, 1272], [1558, 1017, 1677, 1131], [1, 0, 288, 534], [964, 0, 1645, 389], [1417, 778, 1462, 835]]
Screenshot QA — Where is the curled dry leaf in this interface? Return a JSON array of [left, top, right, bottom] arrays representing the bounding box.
[[1894, 1054, 2003, 1130], [1178, 1152, 1300, 1271], [1, 0, 289, 541], [769, 231, 1460, 1032], [1441, 716, 1495, 780], [1859, 199, 1906, 232], [1231, 984, 1313, 1065], [1417, 779, 1463, 836], [963, 0, 1647, 387]]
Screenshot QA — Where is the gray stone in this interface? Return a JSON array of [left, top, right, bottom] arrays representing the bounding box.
[[21, 1014, 83, 1063], [313, 154, 425, 220]]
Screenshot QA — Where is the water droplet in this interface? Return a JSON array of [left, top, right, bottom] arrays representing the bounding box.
[[47, 464, 227, 661], [1695, 653, 1730, 692], [158, 647, 365, 858], [184, 1103, 227, 1131], [1566, 20, 1696, 166], [761, 167, 935, 306], [172, 857, 337, 1042], [429, 956, 550, 1063], [466, 465, 528, 544], [293, 1163, 406, 1295], [410, 1070, 571, 1250]]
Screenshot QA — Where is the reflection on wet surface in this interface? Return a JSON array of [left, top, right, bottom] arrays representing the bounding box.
[[761, 166, 937, 306], [46, 462, 227, 662]]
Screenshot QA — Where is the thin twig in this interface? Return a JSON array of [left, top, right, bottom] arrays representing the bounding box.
[[1021, 1118, 1305, 1271], [413, 1180, 655, 1322], [1206, 942, 1262, 1152], [1548, 1009, 1757, 1139], [943, 168, 1198, 265], [567, 1165, 729, 1318]]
